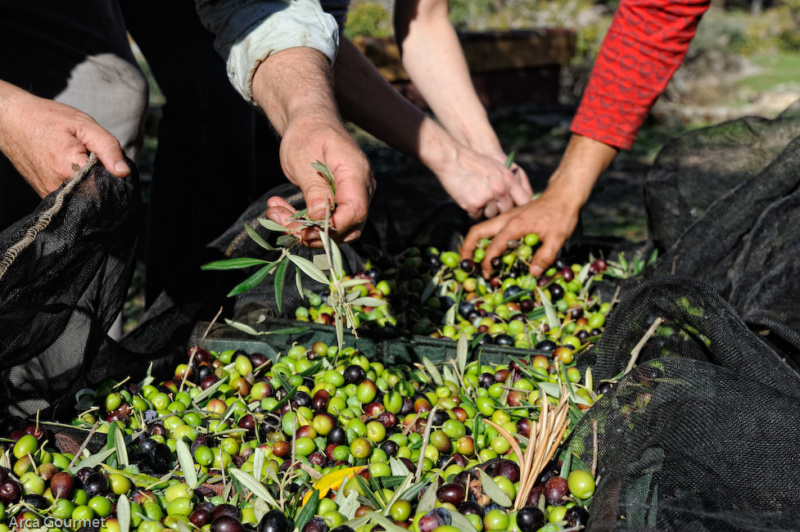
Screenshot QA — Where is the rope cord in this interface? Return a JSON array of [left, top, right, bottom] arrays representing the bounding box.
[[0, 153, 98, 281]]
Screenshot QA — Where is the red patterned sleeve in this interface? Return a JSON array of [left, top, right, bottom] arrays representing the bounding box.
[[570, 0, 710, 150]]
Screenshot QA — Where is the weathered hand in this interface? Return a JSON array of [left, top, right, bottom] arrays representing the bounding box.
[[0, 83, 129, 197], [266, 118, 375, 248]]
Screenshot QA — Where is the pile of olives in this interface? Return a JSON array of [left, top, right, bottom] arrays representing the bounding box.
[[294, 234, 611, 352], [0, 339, 600, 532]]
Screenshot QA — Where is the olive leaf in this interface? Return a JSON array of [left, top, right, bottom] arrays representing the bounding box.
[[295, 266, 305, 300], [313, 254, 331, 271], [330, 239, 344, 279], [398, 480, 428, 502], [334, 483, 348, 506], [176, 439, 197, 487], [277, 234, 297, 247], [201, 257, 272, 271], [311, 161, 337, 194], [245, 224, 274, 251], [457, 334, 469, 377], [224, 320, 309, 337], [577, 262, 592, 284], [176, 519, 192, 532], [114, 423, 129, 468], [335, 318, 345, 352], [341, 278, 370, 289], [502, 289, 533, 304], [258, 218, 290, 233], [229, 469, 281, 509], [117, 495, 131, 532], [268, 386, 297, 413], [366, 512, 409, 532], [415, 477, 439, 514], [274, 257, 290, 314], [253, 448, 265, 482], [254, 499, 270, 523], [447, 510, 479, 532], [559, 448, 573, 479], [295, 490, 319, 531], [504, 151, 516, 168], [422, 357, 444, 386], [341, 515, 371, 531], [381, 475, 414, 517], [442, 366, 458, 386], [339, 491, 360, 520], [228, 263, 275, 297], [68, 448, 117, 474], [354, 475, 383, 509], [538, 382, 562, 399], [349, 297, 387, 307], [444, 303, 457, 326], [289, 255, 330, 285], [536, 287, 561, 329], [478, 469, 512, 507], [389, 457, 411, 477], [420, 273, 439, 304], [192, 375, 228, 405]]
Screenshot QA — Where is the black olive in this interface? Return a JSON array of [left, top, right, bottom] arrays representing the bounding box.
[[515, 506, 546, 532], [495, 334, 514, 346], [535, 340, 557, 353], [258, 509, 292, 532]]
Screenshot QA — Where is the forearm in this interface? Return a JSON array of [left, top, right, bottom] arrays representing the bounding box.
[[0, 81, 29, 139], [571, 0, 709, 149], [547, 134, 618, 208], [333, 37, 465, 172], [394, 0, 501, 152], [252, 48, 341, 135]]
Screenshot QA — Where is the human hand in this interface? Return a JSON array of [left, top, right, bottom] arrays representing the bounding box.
[[483, 147, 534, 210], [461, 184, 581, 278], [0, 84, 130, 198], [430, 143, 533, 219], [265, 118, 375, 248], [461, 134, 619, 276]]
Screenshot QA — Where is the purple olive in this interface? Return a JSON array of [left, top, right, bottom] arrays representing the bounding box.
[[436, 483, 466, 505]]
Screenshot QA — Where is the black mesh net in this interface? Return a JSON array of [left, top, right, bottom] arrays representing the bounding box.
[[570, 278, 800, 531], [0, 165, 188, 419], [645, 102, 800, 366]]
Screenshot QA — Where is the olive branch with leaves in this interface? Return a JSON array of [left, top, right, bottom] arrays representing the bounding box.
[[202, 162, 385, 351]]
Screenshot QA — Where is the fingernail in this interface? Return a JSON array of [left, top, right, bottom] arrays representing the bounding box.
[[531, 265, 544, 277], [114, 161, 129, 174], [344, 232, 359, 243]]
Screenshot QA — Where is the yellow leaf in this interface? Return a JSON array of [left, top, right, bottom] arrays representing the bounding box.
[[302, 466, 367, 506]]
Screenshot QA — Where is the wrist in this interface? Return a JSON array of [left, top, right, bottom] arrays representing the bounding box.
[[416, 118, 460, 173], [252, 48, 338, 135]]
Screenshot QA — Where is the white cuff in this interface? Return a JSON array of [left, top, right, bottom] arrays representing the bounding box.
[[197, 0, 339, 105]]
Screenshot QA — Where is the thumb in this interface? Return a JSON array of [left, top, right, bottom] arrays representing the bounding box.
[[82, 124, 129, 177], [301, 178, 336, 221], [529, 239, 559, 277]]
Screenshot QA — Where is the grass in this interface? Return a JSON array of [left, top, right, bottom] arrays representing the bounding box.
[[739, 52, 800, 91]]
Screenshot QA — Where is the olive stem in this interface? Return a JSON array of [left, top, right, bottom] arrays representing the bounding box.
[[624, 317, 664, 375], [414, 405, 439, 483], [68, 422, 100, 469]]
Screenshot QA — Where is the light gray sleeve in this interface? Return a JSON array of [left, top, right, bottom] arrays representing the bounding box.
[[196, 0, 340, 105]]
